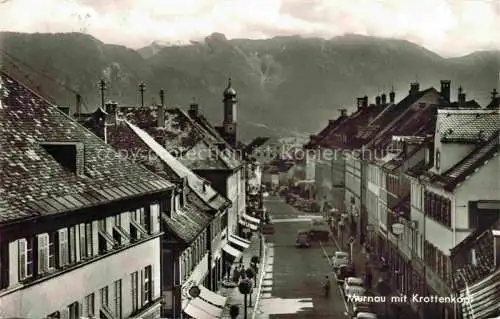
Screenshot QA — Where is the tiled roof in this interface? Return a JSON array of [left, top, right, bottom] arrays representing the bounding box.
[[451, 223, 499, 290], [121, 106, 240, 170], [161, 190, 213, 245], [305, 115, 348, 149], [320, 104, 386, 149], [190, 113, 244, 168], [428, 131, 499, 191], [0, 72, 173, 224], [128, 122, 230, 211], [369, 105, 437, 152], [437, 109, 500, 143]]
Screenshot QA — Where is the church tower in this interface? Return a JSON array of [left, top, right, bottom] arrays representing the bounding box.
[[222, 78, 238, 147]]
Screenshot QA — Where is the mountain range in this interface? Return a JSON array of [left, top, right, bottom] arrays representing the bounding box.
[[1, 31, 499, 140]]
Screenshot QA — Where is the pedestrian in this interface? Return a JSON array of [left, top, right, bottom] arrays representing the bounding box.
[[323, 275, 331, 297], [232, 266, 240, 283], [366, 271, 373, 289]]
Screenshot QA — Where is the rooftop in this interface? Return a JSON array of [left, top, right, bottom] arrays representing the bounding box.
[[128, 122, 230, 211], [437, 109, 499, 143], [0, 72, 173, 224], [426, 131, 499, 191], [161, 190, 213, 245]]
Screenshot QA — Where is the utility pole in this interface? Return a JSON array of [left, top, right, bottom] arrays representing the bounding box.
[[99, 79, 106, 109], [139, 82, 146, 107]]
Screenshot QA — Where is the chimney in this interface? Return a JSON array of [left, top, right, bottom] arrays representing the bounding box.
[[389, 89, 395, 103], [381, 93, 387, 105], [339, 108, 348, 117], [440, 80, 451, 101], [188, 100, 199, 118], [409, 82, 420, 95], [458, 86, 466, 107], [363, 96, 368, 108], [356, 97, 364, 109], [157, 90, 165, 127], [375, 96, 381, 106], [490, 89, 499, 108], [104, 101, 118, 125], [75, 93, 82, 118]]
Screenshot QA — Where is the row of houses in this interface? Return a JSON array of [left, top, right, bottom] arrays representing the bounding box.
[[305, 81, 500, 319], [0, 72, 264, 318]]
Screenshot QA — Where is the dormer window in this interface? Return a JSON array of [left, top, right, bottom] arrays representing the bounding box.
[[435, 150, 441, 170], [41, 142, 84, 176]]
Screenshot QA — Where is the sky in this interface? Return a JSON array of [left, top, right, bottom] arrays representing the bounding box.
[[0, 0, 498, 57]]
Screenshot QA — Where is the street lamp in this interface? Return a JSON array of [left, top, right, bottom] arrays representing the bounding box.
[[391, 222, 404, 291]]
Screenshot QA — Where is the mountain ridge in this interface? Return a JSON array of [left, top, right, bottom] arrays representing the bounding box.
[[1, 31, 498, 140]]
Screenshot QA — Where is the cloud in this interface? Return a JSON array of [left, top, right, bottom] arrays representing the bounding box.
[[0, 0, 498, 56]]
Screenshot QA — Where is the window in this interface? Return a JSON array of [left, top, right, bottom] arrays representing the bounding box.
[[143, 265, 152, 305], [114, 279, 122, 319], [100, 286, 109, 309], [48, 233, 55, 269], [68, 302, 79, 319], [84, 293, 95, 317], [131, 271, 139, 312], [471, 249, 477, 266], [114, 214, 121, 227], [69, 226, 77, 264], [85, 223, 93, 257], [18, 238, 33, 280], [436, 150, 441, 170], [37, 233, 50, 274], [130, 209, 148, 240], [58, 228, 69, 267]]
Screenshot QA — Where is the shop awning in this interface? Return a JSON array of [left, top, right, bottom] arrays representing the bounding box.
[[242, 213, 261, 224], [223, 244, 242, 259], [199, 285, 227, 307], [459, 269, 500, 319], [229, 234, 251, 249], [238, 218, 258, 231], [183, 299, 220, 319]]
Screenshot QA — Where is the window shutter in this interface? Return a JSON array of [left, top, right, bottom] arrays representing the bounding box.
[[58, 229, 68, 267], [79, 224, 86, 258], [37, 233, 49, 273], [140, 270, 145, 306], [18, 239, 27, 280], [85, 223, 93, 256]]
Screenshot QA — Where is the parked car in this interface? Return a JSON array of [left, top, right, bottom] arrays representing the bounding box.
[[344, 277, 366, 298], [336, 264, 356, 284], [295, 230, 311, 248], [332, 251, 350, 269], [355, 312, 377, 319], [352, 298, 376, 315]]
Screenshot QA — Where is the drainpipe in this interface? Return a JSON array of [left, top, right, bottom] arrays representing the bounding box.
[[207, 223, 213, 290]]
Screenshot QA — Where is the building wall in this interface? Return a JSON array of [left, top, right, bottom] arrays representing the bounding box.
[[455, 157, 500, 229], [305, 152, 316, 181], [1, 237, 161, 318], [227, 170, 240, 235]]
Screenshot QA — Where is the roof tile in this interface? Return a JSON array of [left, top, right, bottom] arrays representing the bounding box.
[[0, 72, 174, 224]]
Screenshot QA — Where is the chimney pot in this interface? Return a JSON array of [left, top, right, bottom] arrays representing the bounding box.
[[381, 94, 387, 104], [458, 86, 466, 107], [357, 97, 364, 109], [363, 96, 368, 108], [375, 96, 381, 106], [389, 89, 395, 103], [409, 82, 420, 95], [188, 102, 199, 118], [339, 108, 348, 117]]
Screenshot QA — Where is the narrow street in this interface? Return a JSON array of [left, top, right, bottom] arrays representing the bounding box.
[[254, 197, 348, 318]]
